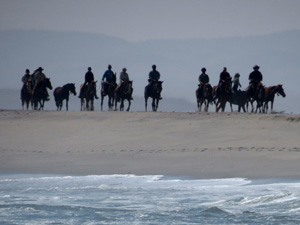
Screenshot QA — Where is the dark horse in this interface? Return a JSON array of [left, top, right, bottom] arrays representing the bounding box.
[[80, 81, 97, 111], [115, 81, 133, 111], [53, 83, 77, 111], [264, 84, 286, 113], [101, 81, 117, 111], [196, 83, 213, 112], [32, 78, 53, 110], [213, 78, 233, 112], [246, 82, 265, 113], [231, 90, 248, 112], [21, 80, 34, 110], [145, 81, 163, 112]]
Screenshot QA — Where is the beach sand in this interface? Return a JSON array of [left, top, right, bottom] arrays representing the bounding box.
[[1, 110, 300, 179]]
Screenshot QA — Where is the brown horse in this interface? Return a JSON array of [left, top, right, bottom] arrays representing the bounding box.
[[115, 80, 133, 111], [80, 81, 97, 111], [196, 83, 213, 112], [145, 81, 163, 112], [264, 84, 286, 113], [21, 80, 33, 110], [101, 81, 117, 111], [32, 78, 53, 110], [213, 78, 233, 112], [53, 83, 77, 111]]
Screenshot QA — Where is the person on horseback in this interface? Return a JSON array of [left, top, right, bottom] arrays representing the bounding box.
[[232, 73, 242, 93], [216, 67, 231, 97], [101, 64, 116, 92], [248, 65, 263, 91], [22, 69, 33, 87], [32, 67, 50, 101], [198, 67, 210, 90], [147, 65, 162, 99], [21, 69, 33, 98], [80, 67, 99, 99], [116, 68, 133, 99]]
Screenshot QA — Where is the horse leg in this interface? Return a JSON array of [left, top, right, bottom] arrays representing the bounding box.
[[101, 96, 104, 111], [156, 98, 160, 111], [271, 100, 274, 113], [66, 99, 69, 111], [126, 99, 131, 111], [152, 98, 156, 111], [86, 99, 89, 111], [145, 97, 148, 112], [120, 99, 124, 111], [200, 100, 205, 112], [205, 100, 209, 112]]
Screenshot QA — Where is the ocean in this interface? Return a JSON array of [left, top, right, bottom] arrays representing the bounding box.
[[0, 174, 300, 225]]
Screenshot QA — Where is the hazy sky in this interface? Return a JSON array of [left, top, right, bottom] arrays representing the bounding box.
[[1, 0, 300, 41]]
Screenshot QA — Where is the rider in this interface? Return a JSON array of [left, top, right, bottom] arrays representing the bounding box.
[[248, 65, 263, 90], [22, 69, 33, 87], [80, 67, 99, 99], [198, 67, 210, 92], [21, 69, 33, 98], [115, 68, 133, 99], [216, 67, 231, 97], [147, 65, 162, 99], [101, 64, 116, 92], [32, 67, 50, 101], [232, 73, 242, 93]]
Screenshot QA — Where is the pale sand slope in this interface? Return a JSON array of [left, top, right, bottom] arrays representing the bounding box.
[[1, 110, 300, 179]]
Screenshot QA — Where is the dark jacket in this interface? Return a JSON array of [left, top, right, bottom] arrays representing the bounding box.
[[249, 70, 263, 82], [85, 71, 94, 83], [199, 73, 209, 84], [149, 70, 160, 81], [220, 71, 230, 81]]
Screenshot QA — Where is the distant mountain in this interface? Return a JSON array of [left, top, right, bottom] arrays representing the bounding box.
[[0, 29, 299, 113]]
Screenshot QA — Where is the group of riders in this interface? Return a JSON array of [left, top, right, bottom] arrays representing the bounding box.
[[21, 63, 264, 110], [21, 67, 50, 101], [21, 64, 163, 101], [198, 65, 264, 100]]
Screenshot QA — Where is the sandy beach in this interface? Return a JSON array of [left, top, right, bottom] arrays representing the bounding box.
[[1, 110, 300, 179]]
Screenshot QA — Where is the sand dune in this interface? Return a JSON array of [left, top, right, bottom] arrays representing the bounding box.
[[1, 110, 300, 179]]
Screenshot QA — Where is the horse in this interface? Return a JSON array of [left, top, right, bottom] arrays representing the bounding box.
[[196, 83, 213, 112], [21, 80, 33, 110], [101, 81, 117, 111], [32, 78, 53, 110], [145, 81, 163, 112], [231, 90, 248, 112], [80, 81, 97, 111], [53, 83, 77, 111], [115, 80, 133, 111], [264, 84, 286, 113], [246, 82, 265, 113], [213, 78, 233, 112]]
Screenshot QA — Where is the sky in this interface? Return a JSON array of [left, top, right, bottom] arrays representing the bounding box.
[[1, 0, 300, 113], [1, 0, 300, 42]]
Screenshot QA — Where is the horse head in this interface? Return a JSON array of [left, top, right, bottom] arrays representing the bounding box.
[[68, 83, 77, 96], [45, 78, 53, 90], [157, 81, 163, 93], [87, 81, 97, 97], [276, 84, 286, 98]]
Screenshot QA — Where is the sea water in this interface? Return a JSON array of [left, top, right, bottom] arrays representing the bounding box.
[[1, 174, 300, 225]]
